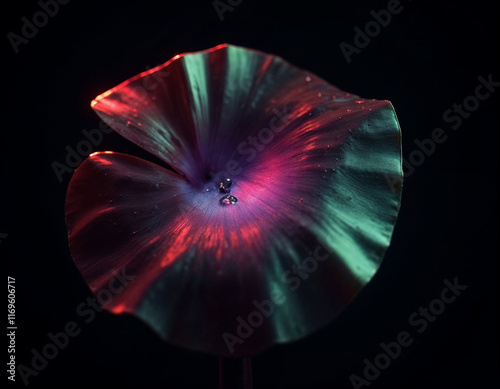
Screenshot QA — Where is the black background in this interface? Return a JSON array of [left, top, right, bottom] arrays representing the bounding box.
[[2, 0, 498, 388]]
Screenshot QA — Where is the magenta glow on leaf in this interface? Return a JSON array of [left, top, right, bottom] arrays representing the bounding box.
[[65, 44, 403, 357]]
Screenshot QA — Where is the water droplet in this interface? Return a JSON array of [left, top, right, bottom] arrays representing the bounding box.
[[299, 198, 303, 203], [305, 76, 312, 82], [126, 120, 131, 126], [331, 94, 337, 99], [354, 100, 364, 104], [138, 122, 142, 127], [109, 199, 113, 203], [346, 109, 352, 112], [219, 194, 238, 206], [219, 178, 232, 193], [317, 92, 322, 98], [132, 231, 137, 236], [133, 211, 138, 215]]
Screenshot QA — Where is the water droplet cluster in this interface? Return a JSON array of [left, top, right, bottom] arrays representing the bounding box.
[[218, 178, 237, 206]]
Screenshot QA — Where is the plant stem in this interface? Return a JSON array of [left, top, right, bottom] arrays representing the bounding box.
[[218, 357, 253, 389]]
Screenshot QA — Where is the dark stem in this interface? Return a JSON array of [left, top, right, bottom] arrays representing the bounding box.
[[218, 357, 253, 389]]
